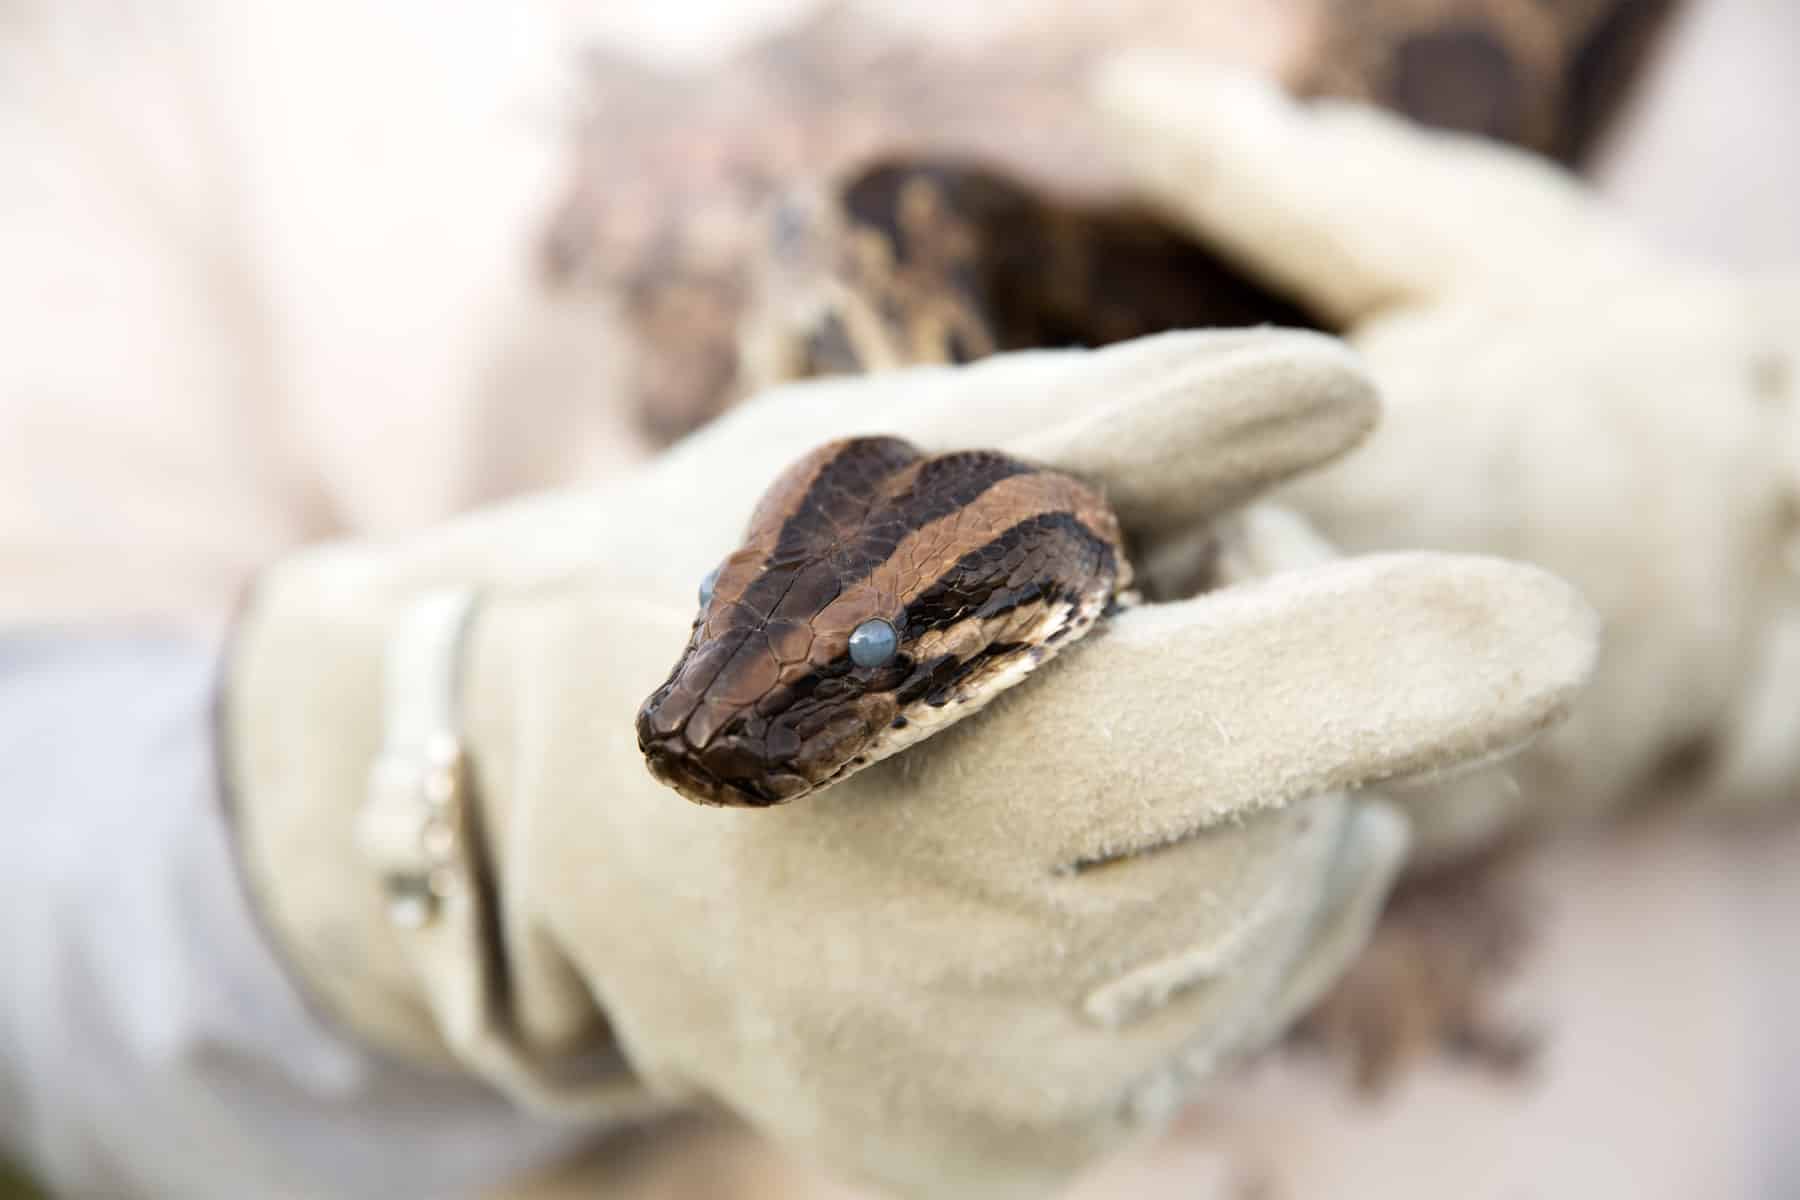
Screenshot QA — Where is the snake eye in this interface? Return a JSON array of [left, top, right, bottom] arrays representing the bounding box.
[[697, 567, 720, 610], [848, 618, 899, 668]]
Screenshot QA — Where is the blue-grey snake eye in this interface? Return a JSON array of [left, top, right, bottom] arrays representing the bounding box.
[[848, 618, 899, 668], [698, 567, 720, 610]]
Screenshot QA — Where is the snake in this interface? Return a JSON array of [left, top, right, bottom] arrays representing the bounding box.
[[628, 0, 1678, 804], [636, 435, 1132, 807]]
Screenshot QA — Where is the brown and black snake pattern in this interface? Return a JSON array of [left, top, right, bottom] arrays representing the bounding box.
[[637, 436, 1130, 806]]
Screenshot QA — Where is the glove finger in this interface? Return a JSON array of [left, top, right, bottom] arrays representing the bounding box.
[[1099, 799, 1408, 1128], [890, 550, 1596, 872], [620, 328, 1373, 580], [731, 327, 1376, 540], [995, 330, 1376, 542], [738, 329, 1368, 482], [1092, 54, 1652, 325]]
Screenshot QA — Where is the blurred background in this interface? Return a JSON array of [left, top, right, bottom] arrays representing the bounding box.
[[2, 0, 1797, 1196]]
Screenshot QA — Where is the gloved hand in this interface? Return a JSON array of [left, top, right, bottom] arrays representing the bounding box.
[[221, 329, 1596, 1199], [1097, 58, 1800, 858]]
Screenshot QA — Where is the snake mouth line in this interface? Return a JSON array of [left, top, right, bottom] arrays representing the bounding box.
[[640, 740, 785, 808]]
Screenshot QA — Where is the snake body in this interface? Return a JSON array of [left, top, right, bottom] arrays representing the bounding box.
[[548, 1, 1677, 446], [637, 436, 1131, 806], [741, 160, 1317, 390]]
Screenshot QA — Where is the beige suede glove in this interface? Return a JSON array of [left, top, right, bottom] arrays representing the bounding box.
[[222, 330, 1595, 1199], [1098, 59, 1800, 858]]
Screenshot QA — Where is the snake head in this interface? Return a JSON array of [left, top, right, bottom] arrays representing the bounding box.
[[636, 436, 1129, 807]]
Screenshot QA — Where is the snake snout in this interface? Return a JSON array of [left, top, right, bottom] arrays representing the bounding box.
[[637, 678, 891, 807], [637, 679, 817, 807]]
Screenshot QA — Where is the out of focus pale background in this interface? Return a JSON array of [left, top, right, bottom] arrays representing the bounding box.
[[2, 1, 1797, 1197]]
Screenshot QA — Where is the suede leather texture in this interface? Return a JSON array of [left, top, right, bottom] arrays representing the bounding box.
[[1098, 59, 1800, 856], [223, 330, 1598, 1198]]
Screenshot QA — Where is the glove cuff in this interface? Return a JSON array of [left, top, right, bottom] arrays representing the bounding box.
[[218, 552, 662, 1121]]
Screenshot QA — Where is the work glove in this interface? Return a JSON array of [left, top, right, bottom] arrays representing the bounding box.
[[220, 329, 1595, 1199], [1098, 58, 1800, 859]]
